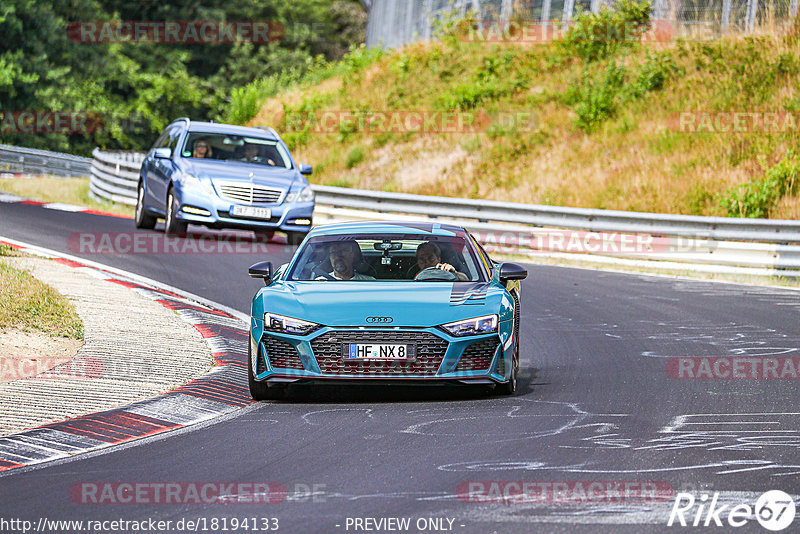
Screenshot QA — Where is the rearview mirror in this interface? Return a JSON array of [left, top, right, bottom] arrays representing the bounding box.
[[298, 163, 313, 175], [499, 262, 528, 281], [248, 261, 273, 285], [153, 147, 172, 159]]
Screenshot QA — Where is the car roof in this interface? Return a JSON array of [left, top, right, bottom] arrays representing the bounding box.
[[307, 221, 470, 239], [179, 120, 278, 140]]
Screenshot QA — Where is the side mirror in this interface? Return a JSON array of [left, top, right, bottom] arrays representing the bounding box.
[[153, 147, 172, 159], [249, 261, 273, 285], [499, 262, 528, 281], [298, 163, 313, 175]]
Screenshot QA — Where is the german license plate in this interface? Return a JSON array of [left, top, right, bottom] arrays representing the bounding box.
[[231, 205, 271, 219], [345, 343, 415, 360]]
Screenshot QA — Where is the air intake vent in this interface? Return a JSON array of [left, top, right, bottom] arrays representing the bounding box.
[[216, 182, 284, 204]]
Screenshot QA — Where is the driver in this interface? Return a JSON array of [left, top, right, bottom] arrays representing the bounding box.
[[242, 143, 276, 165], [415, 242, 468, 281], [320, 241, 375, 281]]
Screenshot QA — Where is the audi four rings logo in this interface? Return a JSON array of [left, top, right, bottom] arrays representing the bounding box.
[[366, 317, 393, 323]]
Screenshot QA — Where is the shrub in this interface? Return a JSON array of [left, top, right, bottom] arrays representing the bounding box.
[[567, 62, 627, 131], [720, 152, 800, 218], [345, 146, 365, 168], [560, 0, 652, 61]]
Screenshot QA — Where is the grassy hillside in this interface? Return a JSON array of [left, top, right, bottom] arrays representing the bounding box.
[[248, 4, 800, 219]]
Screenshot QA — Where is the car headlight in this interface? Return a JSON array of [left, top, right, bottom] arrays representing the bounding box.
[[284, 185, 314, 203], [175, 172, 215, 195], [440, 314, 498, 337], [264, 313, 321, 336]]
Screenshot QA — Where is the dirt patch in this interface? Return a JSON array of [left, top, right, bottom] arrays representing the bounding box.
[[0, 329, 83, 382]]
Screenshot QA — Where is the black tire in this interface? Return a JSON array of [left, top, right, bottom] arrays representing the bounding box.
[[495, 318, 520, 396], [286, 231, 306, 246], [164, 188, 187, 235], [248, 342, 287, 401], [495, 354, 517, 396], [134, 181, 157, 230]]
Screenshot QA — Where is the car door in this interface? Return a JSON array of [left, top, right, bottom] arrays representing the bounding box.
[[147, 124, 182, 213]]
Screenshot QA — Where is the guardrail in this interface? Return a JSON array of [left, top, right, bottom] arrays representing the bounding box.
[[0, 144, 92, 178], [89, 149, 144, 206], [83, 149, 800, 276]]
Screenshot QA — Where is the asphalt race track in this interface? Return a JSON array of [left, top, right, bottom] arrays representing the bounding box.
[[1, 202, 799, 533]]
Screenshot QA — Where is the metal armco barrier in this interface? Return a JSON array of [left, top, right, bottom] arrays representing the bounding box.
[[89, 149, 144, 206], [6, 146, 798, 277], [0, 144, 92, 178]]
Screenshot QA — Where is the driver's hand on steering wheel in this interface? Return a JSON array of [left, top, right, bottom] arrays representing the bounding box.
[[436, 263, 456, 272]]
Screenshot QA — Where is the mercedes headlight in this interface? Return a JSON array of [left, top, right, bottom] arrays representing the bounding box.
[[175, 172, 215, 195], [284, 185, 314, 203], [264, 313, 320, 336], [440, 314, 498, 337]]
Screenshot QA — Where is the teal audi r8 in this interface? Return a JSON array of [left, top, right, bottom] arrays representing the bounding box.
[[247, 221, 527, 399]]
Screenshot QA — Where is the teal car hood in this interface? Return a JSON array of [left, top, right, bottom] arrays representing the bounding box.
[[259, 281, 505, 327]]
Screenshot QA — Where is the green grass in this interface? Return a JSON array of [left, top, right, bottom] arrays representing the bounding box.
[[0, 261, 83, 339], [242, 4, 800, 219], [0, 177, 134, 217]]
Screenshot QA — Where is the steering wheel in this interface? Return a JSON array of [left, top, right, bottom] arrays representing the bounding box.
[[414, 266, 458, 281]]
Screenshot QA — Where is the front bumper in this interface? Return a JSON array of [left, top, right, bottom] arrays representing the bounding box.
[[173, 184, 313, 233], [249, 324, 513, 385]]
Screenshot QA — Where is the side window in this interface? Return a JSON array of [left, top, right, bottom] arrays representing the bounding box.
[[150, 130, 169, 150], [167, 126, 181, 152], [470, 234, 494, 278]]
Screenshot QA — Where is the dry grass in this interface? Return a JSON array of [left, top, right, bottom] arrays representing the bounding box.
[[0, 261, 83, 339], [0, 177, 134, 217], [255, 24, 800, 218]]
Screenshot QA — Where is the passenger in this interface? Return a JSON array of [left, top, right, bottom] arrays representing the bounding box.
[[415, 242, 468, 281], [192, 139, 212, 158], [323, 241, 376, 281]]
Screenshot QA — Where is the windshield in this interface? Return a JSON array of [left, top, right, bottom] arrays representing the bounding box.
[[181, 132, 292, 169], [286, 234, 485, 282]]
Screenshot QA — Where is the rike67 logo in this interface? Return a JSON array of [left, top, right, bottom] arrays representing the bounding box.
[[668, 490, 796, 531]]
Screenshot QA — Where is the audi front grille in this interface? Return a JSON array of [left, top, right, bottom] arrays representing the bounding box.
[[310, 330, 449, 376]]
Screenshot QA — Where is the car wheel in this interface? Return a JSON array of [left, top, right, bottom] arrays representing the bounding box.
[[134, 182, 157, 230], [248, 342, 287, 401], [164, 188, 187, 235], [496, 322, 520, 396], [286, 231, 306, 246]]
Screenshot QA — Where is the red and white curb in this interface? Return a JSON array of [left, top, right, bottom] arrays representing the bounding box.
[[0, 192, 130, 219], [0, 237, 254, 474]]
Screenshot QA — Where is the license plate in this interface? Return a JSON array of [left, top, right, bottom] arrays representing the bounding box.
[[231, 205, 271, 219], [345, 343, 415, 360]]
